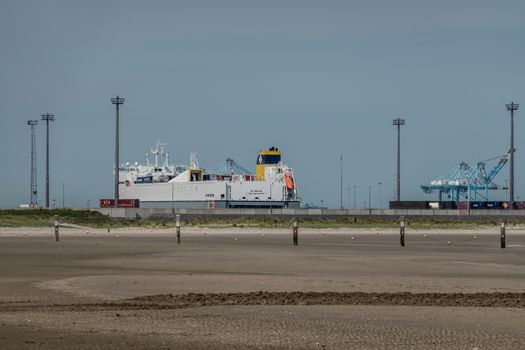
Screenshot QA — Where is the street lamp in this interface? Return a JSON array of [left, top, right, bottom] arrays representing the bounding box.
[[353, 185, 357, 209], [506, 102, 519, 210], [111, 96, 125, 207], [368, 184, 372, 210], [340, 154, 343, 209], [378, 182, 382, 209], [41, 113, 55, 208], [27, 120, 38, 207], [392, 118, 406, 201]]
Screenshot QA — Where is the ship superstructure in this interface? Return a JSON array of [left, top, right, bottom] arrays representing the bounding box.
[[118, 142, 300, 208]]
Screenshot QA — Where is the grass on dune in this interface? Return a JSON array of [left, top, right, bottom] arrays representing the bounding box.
[[0, 209, 116, 227], [0, 209, 518, 230]]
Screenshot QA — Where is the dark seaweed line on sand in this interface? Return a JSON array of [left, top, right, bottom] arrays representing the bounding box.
[[1, 292, 524, 312], [126, 291, 525, 308]]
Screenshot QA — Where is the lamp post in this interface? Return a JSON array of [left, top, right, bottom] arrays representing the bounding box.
[[340, 154, 343, 209], [506, 102, 519, 210], [111, 96, 125, 207], [392, 118, 406, 202], [41, 113, 55, 208], [368, 184, 372, 210], [467, 175, 471, 216], [378, 182, 382, 209], [353, 185, 356, 209], [27, 120, 38, 207]]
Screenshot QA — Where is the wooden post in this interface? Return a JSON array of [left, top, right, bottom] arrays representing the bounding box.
[[400, 216, 405, 247], [53, 215, 59, 242], [500, 221, 506, 249], [176, 214, 181, 244], [293, 218, 298, 246]]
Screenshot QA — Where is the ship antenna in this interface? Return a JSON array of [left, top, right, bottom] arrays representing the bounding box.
[[190, 152, 199, 169], [151, 141, 159, 167]]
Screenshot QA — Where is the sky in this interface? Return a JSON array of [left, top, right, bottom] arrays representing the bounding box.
[[1, 0, 524, 209]]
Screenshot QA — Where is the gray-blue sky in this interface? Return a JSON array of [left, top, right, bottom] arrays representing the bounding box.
[[1, 0, 524, 208]]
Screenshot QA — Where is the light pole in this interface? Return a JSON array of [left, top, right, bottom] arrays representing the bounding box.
[[340, 154, 343, 209], [353, 185, 356, 209], [41, 113, 55, 208], [505, 179, 509, 201], [368, 184, 372, 210], [467, 175, 471, 216], [392, 118, 406, 202], [111, 96, 125, 207], [506, 102, 519, 210], [27, 120, 38, 207], [378, 182, 382, 209]]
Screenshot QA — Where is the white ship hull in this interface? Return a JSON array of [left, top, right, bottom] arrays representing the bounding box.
[[120, 180, 299, 208]]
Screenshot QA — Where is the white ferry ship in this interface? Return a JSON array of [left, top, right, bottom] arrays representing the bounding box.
[[117, 141, 300, 208]]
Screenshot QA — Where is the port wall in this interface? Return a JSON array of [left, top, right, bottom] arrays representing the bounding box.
[[95, 208, 525, 221]]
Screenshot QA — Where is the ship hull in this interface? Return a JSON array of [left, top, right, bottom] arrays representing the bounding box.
[[137, 200, 300, 209], [120, 180, 299, 209]]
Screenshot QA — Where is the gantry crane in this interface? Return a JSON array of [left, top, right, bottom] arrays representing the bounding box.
[[420, 150, 512, 201]]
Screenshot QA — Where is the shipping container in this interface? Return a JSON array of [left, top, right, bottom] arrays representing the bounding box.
[[429, 202, 439, 209], [118, 199, 140, 208], [100, 199, 115, 208], [515, 201, 525, 209], [485, 201, 502, 209], [389, 201, 429, 209], [470, 201, 486, 209], [99, 199, 140, 208], [456, 201, 468, 209], [439, 201, 457, 209]]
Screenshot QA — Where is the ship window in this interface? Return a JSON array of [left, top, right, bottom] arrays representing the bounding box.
[[221, 194, 225, 198], [242, 197, 246, 199], [255, 197, 259, 200]]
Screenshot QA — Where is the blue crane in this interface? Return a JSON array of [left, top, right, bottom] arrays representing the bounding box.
[[208, 158, 254, 176], [420, 150, 511, 201]]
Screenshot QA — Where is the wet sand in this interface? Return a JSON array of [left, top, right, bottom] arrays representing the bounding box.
[[1, 227, 524, 349]]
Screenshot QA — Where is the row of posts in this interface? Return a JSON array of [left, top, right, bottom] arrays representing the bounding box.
[[50, 215, 507, 248], [397, 216, 507, 248]]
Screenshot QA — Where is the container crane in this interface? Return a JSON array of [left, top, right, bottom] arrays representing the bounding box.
[[420, 150, 512, 201]]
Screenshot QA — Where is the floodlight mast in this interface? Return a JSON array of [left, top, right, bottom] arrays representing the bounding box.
[[111, 96, 125, 207], [392, 118, 406, 201], [27, 120, 38, 206], [506, 102, 519, 210], [41, 113, 55, 208]]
